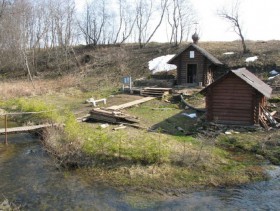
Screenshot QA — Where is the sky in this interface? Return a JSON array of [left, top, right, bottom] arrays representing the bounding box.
[[189, 0, 280, 41], [75, 0, 280, 42]]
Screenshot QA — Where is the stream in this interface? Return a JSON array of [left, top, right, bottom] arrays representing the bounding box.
[[0, 132, 279, 210]]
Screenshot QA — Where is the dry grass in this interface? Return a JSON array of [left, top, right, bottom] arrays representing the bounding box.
[[0, 75, 80, 100]]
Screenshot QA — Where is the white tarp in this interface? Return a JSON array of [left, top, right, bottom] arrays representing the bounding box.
[[182, 113, 197, 118], [270, 70, 279, 75], [149, 55, 177, 74]]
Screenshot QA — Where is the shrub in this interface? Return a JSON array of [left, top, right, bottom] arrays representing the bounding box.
[[0, 98, 62, 123]]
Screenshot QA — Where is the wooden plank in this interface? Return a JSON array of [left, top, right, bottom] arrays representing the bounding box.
[[0, 124, 54, 135], [107, 97, 155, 110], [144, 88, 172, 91], [89, 108, 139, 123], [88, 114, 118, 123]]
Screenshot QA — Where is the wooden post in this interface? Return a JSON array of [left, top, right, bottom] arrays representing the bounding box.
[[129, 76, 132, 91], [4, 114, 8, 145]]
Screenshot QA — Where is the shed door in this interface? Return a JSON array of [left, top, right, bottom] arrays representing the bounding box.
[[187, 64, 197, 83]]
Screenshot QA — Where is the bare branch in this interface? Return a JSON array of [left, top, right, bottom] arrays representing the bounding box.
[[217, 0, 248, 53]]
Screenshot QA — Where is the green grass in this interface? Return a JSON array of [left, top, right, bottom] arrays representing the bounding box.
[[0, 98, 64, 124], [0, 91, 271, 192], [126, 100, 198, 135], [216, 132, 280, 165]]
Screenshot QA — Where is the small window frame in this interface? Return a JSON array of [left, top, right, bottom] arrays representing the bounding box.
[[190, 51, 195, 58]]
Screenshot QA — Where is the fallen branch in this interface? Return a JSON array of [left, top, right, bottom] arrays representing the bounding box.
[[180, 94, 206, 112]]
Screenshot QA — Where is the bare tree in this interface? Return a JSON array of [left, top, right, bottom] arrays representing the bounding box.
[[166, 0, 195, 46], [78, 0, 108, 46], [111, 0, 136, 44], [135, 0, 168, 48], [218, 0, 248, 53], [135, 0, 152, 48], [144, 0, 168, 45]]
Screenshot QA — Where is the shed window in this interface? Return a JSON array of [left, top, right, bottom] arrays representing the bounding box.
[[190, 51, 195, 58]]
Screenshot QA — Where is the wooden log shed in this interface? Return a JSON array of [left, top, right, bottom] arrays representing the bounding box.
[[200, 68, 272, 126], [168, 42, 224, 86]]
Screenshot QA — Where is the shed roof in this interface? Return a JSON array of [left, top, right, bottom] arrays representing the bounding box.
[[168, 43, 223, 65], [201, 68, 272, 98]]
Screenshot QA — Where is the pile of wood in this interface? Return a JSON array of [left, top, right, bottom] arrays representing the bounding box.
[[88, 108, 139, 124], [259, 106, 279, 130], [140, 87, 172, 97]]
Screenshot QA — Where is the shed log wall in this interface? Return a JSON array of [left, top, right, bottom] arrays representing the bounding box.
[[206, 73, 259, 125]]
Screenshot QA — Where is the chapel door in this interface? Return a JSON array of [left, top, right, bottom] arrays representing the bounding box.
[[187, 64, 197, 83]]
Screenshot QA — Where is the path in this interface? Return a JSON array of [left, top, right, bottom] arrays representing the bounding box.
[[107, 97, 155, 110]]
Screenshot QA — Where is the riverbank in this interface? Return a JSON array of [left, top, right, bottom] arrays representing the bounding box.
[[1, 82, 279, 196], [1, 135, 279, 210], [37, 95, 275, 193]]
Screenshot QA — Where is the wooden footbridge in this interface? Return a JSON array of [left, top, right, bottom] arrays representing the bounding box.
[[0, 124, 54, 135], [0, 111, 56, 145]]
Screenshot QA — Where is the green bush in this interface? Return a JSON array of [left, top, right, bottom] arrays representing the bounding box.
[[0, 98, 63, 123]]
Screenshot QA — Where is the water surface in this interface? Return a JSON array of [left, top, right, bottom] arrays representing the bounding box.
[[0, 134, 279, 210]]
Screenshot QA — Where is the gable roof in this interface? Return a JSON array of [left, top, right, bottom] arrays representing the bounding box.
[[168, 43, 223, 65], [201, 68, 272, 98]]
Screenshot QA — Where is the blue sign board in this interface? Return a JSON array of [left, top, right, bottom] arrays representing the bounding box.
[[123, 76, 131, 84]]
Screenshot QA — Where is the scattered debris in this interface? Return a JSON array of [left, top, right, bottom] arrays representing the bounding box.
[[245, 56, 258, 62], [100, 123, 109, 129], [223, 52, 235, 55], [182, 113, 197, 119], [270, 111, 277, 116], [0, 199, 11, 210], [224, 130, 240, 135], [0, 199, 19, 211], [268, 75, 278, 80], [77, 114, 91, 122], [113, 125, 127, 131], [259, 106, 279, 130], [198, 122, 263, 138]]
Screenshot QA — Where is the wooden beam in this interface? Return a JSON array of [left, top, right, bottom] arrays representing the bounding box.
[[0, 124, 55, 135], [5, 114, 8, 145], [107, 97, 155, 110]]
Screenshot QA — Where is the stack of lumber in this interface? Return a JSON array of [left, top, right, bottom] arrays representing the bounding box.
[[140, 87, 172, 97], [259, 106, 279, 130], [89, 108, 139, 124]]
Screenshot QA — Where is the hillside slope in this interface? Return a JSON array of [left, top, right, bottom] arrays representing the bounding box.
[[1, 40, 279, 81]]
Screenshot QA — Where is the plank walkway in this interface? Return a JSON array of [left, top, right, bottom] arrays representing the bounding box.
[[107, 97, 155, 110], [0, 124, 54, 135]]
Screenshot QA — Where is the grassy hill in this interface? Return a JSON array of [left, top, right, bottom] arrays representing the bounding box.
[[1, 40, 280, 82]]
